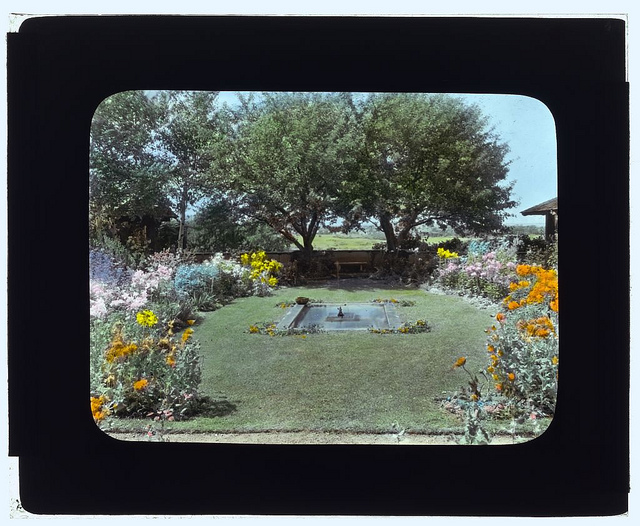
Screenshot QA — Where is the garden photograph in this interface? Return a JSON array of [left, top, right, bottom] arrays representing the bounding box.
[[89, 90, 559, 445]]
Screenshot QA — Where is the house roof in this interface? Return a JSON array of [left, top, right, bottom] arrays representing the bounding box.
[[521, 197, 558, 216]]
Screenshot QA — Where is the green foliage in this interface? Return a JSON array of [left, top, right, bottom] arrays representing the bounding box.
[[339, 93, 516, 250], [155, 91, 227, 249], [228, 92, 361, 252], [517, 235, 558, 268], [187, 197, 292, 252], [90, 313, 203, 424], [90, 90, 169, 240]]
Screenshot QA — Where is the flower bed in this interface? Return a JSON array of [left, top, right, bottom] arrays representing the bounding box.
[[90, 248, 284, 427], [448, 263, 559, 443]]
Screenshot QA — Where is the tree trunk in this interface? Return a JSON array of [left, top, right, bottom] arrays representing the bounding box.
[[396, 211, 419, 248], [177, 187, 188, 252], [379, 212, 398, 252]]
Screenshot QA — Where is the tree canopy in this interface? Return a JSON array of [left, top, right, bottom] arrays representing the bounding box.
[[227, 92, 360, 254], [90, 90, 168, 232], [90, 90, 517, 255], [340, 93, 516, 250]]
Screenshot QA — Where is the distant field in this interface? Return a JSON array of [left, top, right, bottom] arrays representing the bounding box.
[[300, 233, 460, 251]]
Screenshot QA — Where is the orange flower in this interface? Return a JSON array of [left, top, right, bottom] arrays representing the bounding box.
[[487, 344, 495, 353], [508, 372, 515, 381], [90, 395, 110, 422], [496, 313, 506, 322], [495, 383, 503, 391], [182, 328, 194, 342], [453, 357, 467, 368], [507, 301, 521, 311], [133, 378, 148, 391]]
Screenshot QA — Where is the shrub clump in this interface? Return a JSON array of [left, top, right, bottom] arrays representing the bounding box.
[[90, 310, 202, 425], [448, 263, 559, 443]]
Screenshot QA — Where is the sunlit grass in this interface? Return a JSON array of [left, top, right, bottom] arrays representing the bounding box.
[[113, 284, 501, 435]]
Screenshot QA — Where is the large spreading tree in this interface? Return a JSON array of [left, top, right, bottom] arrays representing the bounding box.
[[227, 92, 360, 255], [91, 90, 517, 256], [340, 93, 516, 251]]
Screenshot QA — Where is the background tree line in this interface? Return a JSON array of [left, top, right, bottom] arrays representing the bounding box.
[[90, 90, 516, 256]]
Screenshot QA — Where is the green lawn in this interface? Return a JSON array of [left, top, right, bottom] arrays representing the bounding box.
[[300, 233, 464, 250], [128, 283, 509, 435]]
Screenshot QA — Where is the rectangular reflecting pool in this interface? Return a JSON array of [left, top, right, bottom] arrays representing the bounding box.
[[277, 302, 402, 331]]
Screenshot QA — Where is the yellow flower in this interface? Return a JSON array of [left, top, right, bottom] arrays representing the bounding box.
[[487, 366, 495, 373], [240, 253, 250, 265], [487, 345, 495, 353], [268, 276, 278, 287], [470, 394, 479, 401], [133, 378, 148, 391], [187, 319, 196, 326], [136, 310, 158, 327], [249, 325, 260, 333], [552, 356, 559, 365], [166, 354, 176, 367], [507, 301, 521, 311], [492, 374, 500, 381]]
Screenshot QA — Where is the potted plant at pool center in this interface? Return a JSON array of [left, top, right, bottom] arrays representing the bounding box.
[[295, 296, 310, 305]]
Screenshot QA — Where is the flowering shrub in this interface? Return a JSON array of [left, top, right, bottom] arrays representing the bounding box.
[[447, 262, 559, 443], [90, 310, 202, 424], [437, 247, 459, 259], [435, 238, 519, 301], [485, 265, 559, 414], [240, 251, 283, 296], [449, 356, 492, 444], [90, 248, 181, 321]]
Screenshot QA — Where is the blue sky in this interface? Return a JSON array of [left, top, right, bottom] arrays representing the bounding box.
[[218, 91, 557, 226]]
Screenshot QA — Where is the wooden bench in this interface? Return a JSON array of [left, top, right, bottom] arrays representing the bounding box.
[[334, 260, 369, 280]]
